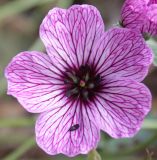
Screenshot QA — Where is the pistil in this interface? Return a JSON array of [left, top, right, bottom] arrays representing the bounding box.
[[80, 80, 86, 87]]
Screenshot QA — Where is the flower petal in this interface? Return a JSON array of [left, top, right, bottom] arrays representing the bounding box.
[[40, 5, 104, 68], [93, 28, 153, 82], [121, 0, 157, 35], [121, 0, 147, 33], [5, 51, 67, 113], [93, 78, 151, 138], [35, 100, 100, 157], [146, 4, 157, 35]]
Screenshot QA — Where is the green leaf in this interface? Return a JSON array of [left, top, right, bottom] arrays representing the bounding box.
[[147, 38, 157, 66]]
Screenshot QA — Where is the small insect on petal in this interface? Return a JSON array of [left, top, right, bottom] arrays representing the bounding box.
[[69, 124, 79, 131]]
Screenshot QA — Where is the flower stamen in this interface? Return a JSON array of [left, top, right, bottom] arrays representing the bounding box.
[[66, 88, 79, 97], [64, 65, 102, 102]]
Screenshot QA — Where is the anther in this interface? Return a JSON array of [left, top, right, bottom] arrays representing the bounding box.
[[66, 88, 79, 97], [88, 83, 95, 89], [67, 72, 78, 83], [82, 90, 89, 100], [85, 73, 90, 82]]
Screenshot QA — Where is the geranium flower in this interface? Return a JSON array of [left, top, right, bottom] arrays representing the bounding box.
[[121, 0, 157, 36], [5, 5, 153, 157]]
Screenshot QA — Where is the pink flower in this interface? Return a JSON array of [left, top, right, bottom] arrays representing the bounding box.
[[5, 5, 153, 157], [121, 0, 157, 36]]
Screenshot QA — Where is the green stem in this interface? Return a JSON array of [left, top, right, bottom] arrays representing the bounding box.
[[0, 0, 55, 22], [0, 117, 35, 128], [3, 137, 35, 160]]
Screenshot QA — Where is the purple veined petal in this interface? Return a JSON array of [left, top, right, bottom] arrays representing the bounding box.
[[5, 51, 68, 113], [148, 0, 157, 5], [121, 0, 147, 33], [92, 78, 152, 138], [40, 5, 104, 69], [146, 4, 157, 35], [121, 0, 157, 35], [92, 28, 153, 82], [35, 99, 100, 157], [121, 0, 148, 15]]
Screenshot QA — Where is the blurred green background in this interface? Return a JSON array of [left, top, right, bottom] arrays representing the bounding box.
[[0, 0, 157, 160]]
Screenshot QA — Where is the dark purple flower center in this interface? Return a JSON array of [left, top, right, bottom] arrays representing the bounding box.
[[147, 0, 157, 6], [64, 65, 102, 102]]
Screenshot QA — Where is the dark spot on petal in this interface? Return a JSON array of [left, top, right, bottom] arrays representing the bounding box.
[[69, 124, 79, 131]]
